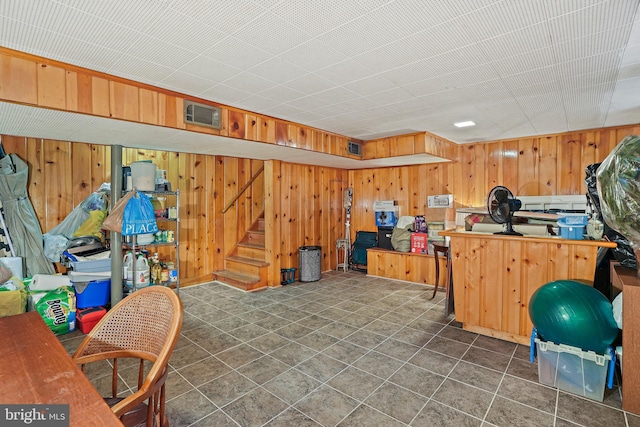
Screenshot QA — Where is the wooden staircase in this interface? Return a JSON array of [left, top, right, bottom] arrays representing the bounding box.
[[212, 214, 269, 292]]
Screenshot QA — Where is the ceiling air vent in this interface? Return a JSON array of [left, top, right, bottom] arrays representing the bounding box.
[[347, 140, 362, 157], [184, 100, 222, 129]]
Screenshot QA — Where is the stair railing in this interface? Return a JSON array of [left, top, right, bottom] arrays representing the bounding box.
[[221, 165, 264, 213]]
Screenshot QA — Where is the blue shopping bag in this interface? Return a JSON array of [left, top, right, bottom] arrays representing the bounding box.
[[121, 191, 158, 236]]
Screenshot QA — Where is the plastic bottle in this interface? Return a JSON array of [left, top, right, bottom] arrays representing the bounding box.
[[135, 254, 150, 287], [150, 253, 162, 285], [123, 252, 134, 288]]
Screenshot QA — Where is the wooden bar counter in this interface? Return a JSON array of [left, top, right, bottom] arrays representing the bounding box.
[[439, 230, 616, 345]]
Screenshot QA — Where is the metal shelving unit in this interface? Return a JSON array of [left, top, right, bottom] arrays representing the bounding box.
[[124, 190, 180, 294]]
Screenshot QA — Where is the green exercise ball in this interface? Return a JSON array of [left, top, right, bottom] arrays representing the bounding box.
[[529, 280, 619, 353]]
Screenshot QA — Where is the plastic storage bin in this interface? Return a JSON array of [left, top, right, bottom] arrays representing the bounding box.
[[73, 279, 110, 309], [77, 307, 107, 333], [533, 336, 615, 401], [557, 214, 588, 240], [70, 258, 111, 273], [299, 246, 321, 282]]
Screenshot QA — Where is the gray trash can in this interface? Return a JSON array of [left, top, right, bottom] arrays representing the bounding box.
[[299, 246, 321, 282]]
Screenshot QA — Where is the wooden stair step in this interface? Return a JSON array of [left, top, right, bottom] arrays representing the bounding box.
[[226, 255, 268, 267], [237, 241, 264, 249], [212, 270, 266, 292]]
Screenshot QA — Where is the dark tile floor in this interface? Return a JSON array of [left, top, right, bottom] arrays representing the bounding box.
[[59, 271, 638, 427]]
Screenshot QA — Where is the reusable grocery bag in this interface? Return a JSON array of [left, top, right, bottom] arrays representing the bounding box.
[[122, 191, 158, 236], [103, 190, 158, 236]]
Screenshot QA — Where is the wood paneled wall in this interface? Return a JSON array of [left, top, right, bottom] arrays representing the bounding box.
[[1, 134, 346, 287], [264, 161, 348, 286], [0, 47, 361, 158], [0, 135, 270, 286], [349, 124, 640, 237]]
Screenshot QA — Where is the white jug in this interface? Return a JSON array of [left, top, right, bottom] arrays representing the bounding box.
[[134, 255, 150, 288], [123, 252, 134, 287]]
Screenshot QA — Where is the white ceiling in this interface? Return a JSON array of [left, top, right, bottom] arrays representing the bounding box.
[[1, 0, 639, 159]]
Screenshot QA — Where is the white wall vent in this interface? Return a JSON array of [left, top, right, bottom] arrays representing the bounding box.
[[184, 100, 222, 129], [347, 140, 362, 157]]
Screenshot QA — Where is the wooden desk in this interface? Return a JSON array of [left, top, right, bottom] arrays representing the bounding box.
[[0, 312, 123, 426], [611, 265, 640, 415], [440, 230, 616, 345]]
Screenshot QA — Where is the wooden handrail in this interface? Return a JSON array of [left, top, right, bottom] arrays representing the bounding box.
[[221, 165, 264, 213]]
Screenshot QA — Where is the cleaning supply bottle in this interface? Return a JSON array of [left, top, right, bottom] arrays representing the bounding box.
[[123, 251, 134, 288], [135, 254, 150, 288]]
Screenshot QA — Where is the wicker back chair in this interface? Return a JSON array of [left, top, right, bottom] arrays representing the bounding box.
[[73, 286, 183, 427]]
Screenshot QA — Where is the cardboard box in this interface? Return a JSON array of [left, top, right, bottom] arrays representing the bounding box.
[[410, 233, 428, 254]]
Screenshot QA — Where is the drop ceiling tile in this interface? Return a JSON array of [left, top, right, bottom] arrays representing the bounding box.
[[159, 71, 217, 95], [555, 51, 623, 80], [559, 67, 619, 91], [223, 72, 278, 94], [58, 0, 168, 32], [286, 110, 327, 123], [343, 76, 396, 97], [202, 36, 273, 70], [108, 54, 176, 85], [257, 85, 305, 103], [199, 84, 253, 105], [277, 39, 348, 73], [365, 87, 414, 106], [490, 47, 556, 78], [232, 11, 312, 55], [403, 18, 476, 59], [283, 74, 336, 95], [508, 79, 562, 99], [314, 59, 374, 85], [270, 1, 376, 37], [178, 55, 242, 82], [246, 57, 307, 84], [260, 103, 306, 119], [286, 96, 330, 111], [553, 26, 634, 63], [478, 23, 552, 61], [353, 39, 429, 74], [502, 66, 559, 92], [462, 0, 547, 41], [141, 8, 228, 53], [34, 33, 123, 72], [312, 87, 361, 104], [167, 0, 267, 35], [618, 62, 640, 80], [124, 35, 196, 70], [233, 95, 282, 112], [548, 1, 639, 44]]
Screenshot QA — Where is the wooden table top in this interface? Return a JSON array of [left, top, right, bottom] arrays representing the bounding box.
[[0, 312, 123, 426]]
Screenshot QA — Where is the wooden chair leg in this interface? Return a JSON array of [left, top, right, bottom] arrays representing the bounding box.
[[432, 250, 440, 299]]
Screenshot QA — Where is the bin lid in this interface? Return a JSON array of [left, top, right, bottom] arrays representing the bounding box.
[[299, 246, 321, 250]]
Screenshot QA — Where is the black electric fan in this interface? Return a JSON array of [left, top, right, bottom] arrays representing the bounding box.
[[487, 186, 523, 236]]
